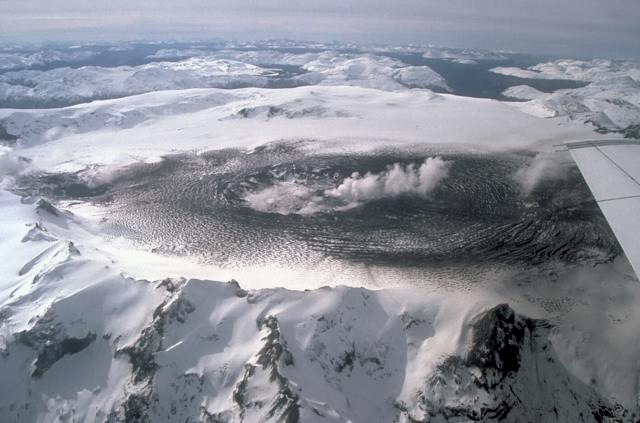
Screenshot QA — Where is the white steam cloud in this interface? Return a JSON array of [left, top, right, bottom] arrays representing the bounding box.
[[328, 157, 451, 202], [244, 182, 325, 215], [244, 157, 452, 215], [513, 152, 568, 195], [0, 146, 31, 187], [77, 163, 128, 188]]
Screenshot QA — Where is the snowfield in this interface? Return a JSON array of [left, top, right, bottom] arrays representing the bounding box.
[[0, 85, 605, 173]]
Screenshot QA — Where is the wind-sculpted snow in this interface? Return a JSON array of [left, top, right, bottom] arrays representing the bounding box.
[[0, 191, 634, 422], [497, 59, 640, 132]]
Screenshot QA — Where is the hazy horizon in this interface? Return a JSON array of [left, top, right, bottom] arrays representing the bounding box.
[[0, 0, 639, 59]]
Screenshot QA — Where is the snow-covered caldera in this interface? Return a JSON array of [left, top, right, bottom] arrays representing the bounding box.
[[495, 59, 640, 131], [0, 191, 638, 422]]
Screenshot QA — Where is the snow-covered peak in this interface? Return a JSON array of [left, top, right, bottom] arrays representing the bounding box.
[[297, 53, 448, 91]]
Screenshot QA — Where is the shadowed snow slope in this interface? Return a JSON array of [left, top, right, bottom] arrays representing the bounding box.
[[0, 190, 634, 422]]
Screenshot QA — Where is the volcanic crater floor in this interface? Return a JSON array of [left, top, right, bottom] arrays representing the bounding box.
[[16, 143, 620, 288]]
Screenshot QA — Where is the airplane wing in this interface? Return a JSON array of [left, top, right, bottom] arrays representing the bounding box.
[[565, 139, 640, 278]]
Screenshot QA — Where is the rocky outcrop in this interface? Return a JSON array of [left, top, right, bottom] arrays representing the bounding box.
[[398, 304, 626, 422]]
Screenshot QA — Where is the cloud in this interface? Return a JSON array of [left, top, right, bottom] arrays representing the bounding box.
[[0, 146, 32, 187], [513, 152, 568, 196], [328, 156, 451, 202], [244, 157, 452, 215], [76, 163, 128, 188], [243, 182, 325, 215]]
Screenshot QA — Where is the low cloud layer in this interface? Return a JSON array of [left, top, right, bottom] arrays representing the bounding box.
[[244, 157, 451, 215]]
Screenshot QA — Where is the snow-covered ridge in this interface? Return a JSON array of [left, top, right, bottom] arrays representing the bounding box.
[[495, 59, 640, 131], [0, 85, 603, 172], [295, 53, 450, 91], [493, 59, 640, 82], [0, 191, 630, 422], [0, 52, 450, 108]]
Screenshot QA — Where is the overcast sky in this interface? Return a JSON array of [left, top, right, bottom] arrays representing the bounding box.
[[1, 0, 639, 58]]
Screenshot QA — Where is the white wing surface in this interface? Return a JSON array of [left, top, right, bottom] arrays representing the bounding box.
[[566, 139, 640, 278]]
